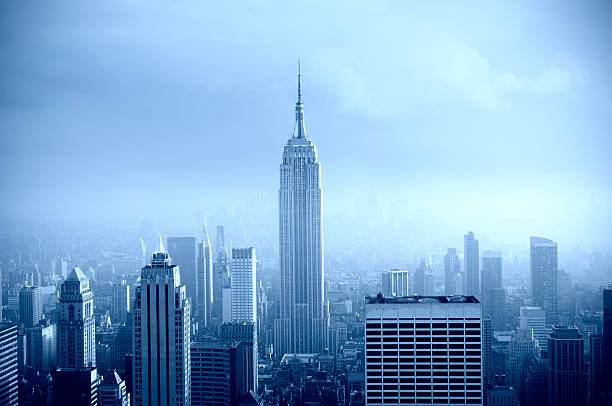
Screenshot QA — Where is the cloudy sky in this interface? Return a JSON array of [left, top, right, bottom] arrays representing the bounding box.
[[1, 1, 611, 245]]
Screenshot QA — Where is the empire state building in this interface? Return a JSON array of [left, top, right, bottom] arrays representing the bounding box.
[[274, 66, 329, 356]]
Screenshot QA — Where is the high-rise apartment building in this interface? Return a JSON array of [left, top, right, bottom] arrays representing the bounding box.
[[230, 248, 256, 323], [196, 224, 213, 327], [365, 295, 483, 405], [19, 286, 43, 328], [547, 326, 585, 406], [111, 281, 130, 325], [167, 236, 197, 315], [520, 306, 547, 352], [0, 323, 18, 406], [444, 248, 461, 296], [381, 270, 409, 297], [132, 250, 190, 406], [58, 267, 96, 368], [530, 237, 558, 327], [464, 231, 480, 296], [275, 67, 328, 356]]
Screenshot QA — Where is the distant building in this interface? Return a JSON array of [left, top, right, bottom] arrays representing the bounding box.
[[196, 225, 213, 327], [463, 231, 480, 296], [414, 262, 433, 296], [25, 320, 57, 373], [19, 286, 43, 328], [221, 322, 257, 398], [380, 270, 409, 297], [530, 237, 558, 327], [230, 248, 256, 323], [365, 295, 482, 405], [52, 367, 99, 406], [99, 370, 129, 406], [132, 250, 190, 406], [191, 339, 231, 406], [603, 289, 612, 393], [487, 375, 519, 406], [0, 323, 18, 406], [507, 327, 537, 404], [111, 281, 130, 325], [443, 248, 460, 295], [589, 334, 605, 405], [547, 326, 585, 406], [212, 228, 229, 326], [520, 306, 547, 352], [481, 251, 505, 330], [167, 236, 197, 314], [58, 267, 96, 368]]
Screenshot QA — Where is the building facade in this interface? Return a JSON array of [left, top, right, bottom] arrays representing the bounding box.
[[0, 323, 18, 406], [230, 248, 256, 323], [464, 231, 480, 297], [365, 295, 483, 405], [275, 67, 328, 356], [196, 224, 213, 327], [444, 248, 461, 296], [19, 286, 43, 328], [547, 326, 585, 406], [530, 237, 558, 327], [132, 251, 190, 406], [111, 281, 130, 325], [520, 306, 547, 352], [58, 267, 96, 368], [381, 270, 409, 297], [167, 236, 197, 315]]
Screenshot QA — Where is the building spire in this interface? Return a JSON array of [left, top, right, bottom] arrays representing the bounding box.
[[294, 59, 307, 139], [158, 233, 165, 253]]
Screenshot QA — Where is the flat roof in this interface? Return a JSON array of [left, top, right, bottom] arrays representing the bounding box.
[[365, 294, 480, 304]]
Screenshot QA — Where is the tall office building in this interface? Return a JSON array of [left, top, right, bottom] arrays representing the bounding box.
[[547, 326, 585, 406], [507, 328, 537, 404], [25, 320, 57, 373], [221, 322, 258, 399], [58, 267, 96, 368], [191, 340, 231, 406], [481, 251, 505, 330], [486, 375, 519, 406], [603, 288, 612, 393], [196, 224, 213, 327], [0, 323, 18, 406], [520, 306, 547, 352], [530, 237, 558, 327], [53, 367, 99, 406], [463, 231, 480, 296], [414, 262, 433, 296], [111, 281, 130, 324], [132, 250, 190, 406], [99, 370, 130, 406], [230, 248, 256, 323], [589, 334, 605, 404], [167, 236, 197, 315], [444, 248, 461, 296], [19, 286, 43, 327], [275, 66, 329, 356], [365, 295, 483, 405], [381, 270, 409, 297], [212, 227, 229, 326]]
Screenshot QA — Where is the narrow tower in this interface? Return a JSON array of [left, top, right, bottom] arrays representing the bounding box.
[[274, 64, 329, 356]]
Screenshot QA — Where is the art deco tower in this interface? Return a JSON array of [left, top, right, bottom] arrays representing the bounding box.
[[274, 65, 329, 356]]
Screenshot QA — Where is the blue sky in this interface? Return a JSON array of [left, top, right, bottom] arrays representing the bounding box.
[[1, 1, 611, 245]]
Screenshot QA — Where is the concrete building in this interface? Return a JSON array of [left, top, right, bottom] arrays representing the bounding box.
[[0, 323, 18, 406], [19, 286, 43, 328], [444, 248, 461, 296], [481, 251, 505, 330], [463, 231, 480, 296], [547, 326, 585, 406], [365, 294, 482, 405], [99, 370, 130, 406], [520, 306, 547, 352], [196, 224, 213, 327], [381, 270, 409, 297], [230, 248, 256, 323], [191, 340, 231, 406], [25, 320, 57, 373], [486, 375, 519, 406], [275, 67, 329, 356], [530, 237, 558, 327], [111, 281, 130, 325], [132, 249, 190, 406], [221, 322, 257, 398], [58, 267, 96, 368]]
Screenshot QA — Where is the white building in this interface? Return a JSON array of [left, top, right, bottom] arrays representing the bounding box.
[[111, 281, 130, 325], [133, 250, 190, 406], [365, 295, 483, 405], [58, 267, 95, 368], [519, 306, 547, 351], [275, 66, 328, 356], [381, 270, 409, 297], [230, 248, 256, 323]]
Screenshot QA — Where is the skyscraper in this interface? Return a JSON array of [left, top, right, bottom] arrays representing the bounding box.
[[603, 289, 612, 396], [196, 224, 213, 327], [381, 270, 409, 297], [19, 286, 43, 328], [0, 323, 18, 406], [58, 267, 96, 368], [444, 248, 460, 295], [167, 236, 197, 315], [530, 236, 558, 327], [111, 281, 130, 325], [463, 231, 480, 296], [25, 320, 57, 373], [547, 326, 585, 406], [481, 251, 505, 330], [99, 370, 130, 406], [212, 227, 229, 326], [191, 339, 231, 406], [221, 322, 258, 401], [132, 249, 190, 406], [230, 248, 256, 323], [520, 306, 547, 352], [364, 294, 483, 405], [275, 66, 329, 356], [53, 367, 99, 406]]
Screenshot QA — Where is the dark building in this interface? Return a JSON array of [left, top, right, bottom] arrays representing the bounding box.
[[547, 326, 585, 406], [603, 289, 612, 396], [221, 322, 258, 400], [167, 236, 198, 312], [443, 248, 460, 295], [589, 334, 605, 405], [98, 370, 129, 406], [0, 323, 19, 406], [191, 340, 231, 406], [52, 367, 99, 406], [19, 286, 43, 328], [530, 237, 558, 327]]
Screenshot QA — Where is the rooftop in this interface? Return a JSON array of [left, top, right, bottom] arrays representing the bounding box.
[[366, 294, 480, 304]]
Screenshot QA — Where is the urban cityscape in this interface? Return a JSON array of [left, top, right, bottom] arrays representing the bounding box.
[[1, 2, 611, 406]]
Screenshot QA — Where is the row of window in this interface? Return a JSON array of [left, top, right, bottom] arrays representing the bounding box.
[[367, 377, 481, 384], [367, 323, 480, 329], [367, 370, 482, 377]]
